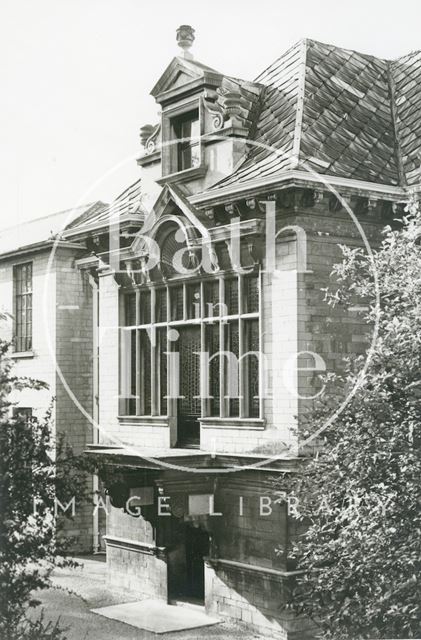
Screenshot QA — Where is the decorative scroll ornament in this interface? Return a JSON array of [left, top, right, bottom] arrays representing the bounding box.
[[202, 94, 225, 130], [142, 123, 161, 155], [139, 124, 155, 147]]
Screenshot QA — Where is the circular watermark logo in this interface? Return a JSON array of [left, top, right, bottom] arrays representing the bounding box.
[[43, 134, 380, 474]]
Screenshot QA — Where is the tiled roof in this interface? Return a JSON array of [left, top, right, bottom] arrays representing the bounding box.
[[208, 39, 421, 192], [64, 179, 143, 235], [212, 40, 304, 189], [391, 51, 421, 185]]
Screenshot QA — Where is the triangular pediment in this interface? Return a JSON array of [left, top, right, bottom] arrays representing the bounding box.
[[150, 56, 221, 99], [130, 184, 211, 256]]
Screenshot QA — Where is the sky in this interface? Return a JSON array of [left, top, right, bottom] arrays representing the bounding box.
[[1, 0, 420, 230]]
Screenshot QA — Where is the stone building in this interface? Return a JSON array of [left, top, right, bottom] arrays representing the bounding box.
[[0, 205, 103, 551], [1, 27, 420, 638]]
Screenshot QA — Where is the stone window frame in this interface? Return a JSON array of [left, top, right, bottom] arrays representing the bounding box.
[[13, 261, 33, 353], [119, 269, 261, 421], [160, 97, 206, 181]]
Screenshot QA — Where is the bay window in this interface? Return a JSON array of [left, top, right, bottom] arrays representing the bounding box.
[[119, 272, 261, 421]]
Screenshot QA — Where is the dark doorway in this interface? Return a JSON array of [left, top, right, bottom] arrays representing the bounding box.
[[168, 525, 209, 605], [177, 327, 201, 448], [185, 526, 209, 601]]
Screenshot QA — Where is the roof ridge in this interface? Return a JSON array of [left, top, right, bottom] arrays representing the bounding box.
[[291, 38, 307, 169], [387, 60, 407, 187], [253, 38, 305, 83]]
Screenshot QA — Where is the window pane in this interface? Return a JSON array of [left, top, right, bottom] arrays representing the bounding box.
[[120, 328, 136, 415], [13, 263, 33, 352], [225, 278, 239, 315], [245, 319, 260, 418], [244, 273, 259, 313], [187, 282, 201, 319], [139, 290, 151, 324], [190, 143, 200, 168], [225, 320, 239, 417], [174, 111, 200, 171], [206, 323, 220, 416], [155, 289, 167, 323], [170, 285, 184, 321], [140, 329, 151, 414], [204, 280, 219, 318], [125, 294, 136, 326], [157, 327, 167, 415]]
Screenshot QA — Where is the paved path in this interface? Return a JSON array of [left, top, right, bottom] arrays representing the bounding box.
[[35, 556, 261, 639]]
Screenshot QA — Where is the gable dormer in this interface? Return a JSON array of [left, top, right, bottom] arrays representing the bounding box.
[[138, 26, 263, 193]]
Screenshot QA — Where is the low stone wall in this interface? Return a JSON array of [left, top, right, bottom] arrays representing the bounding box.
[[106, 536, 168, 600], [205, 560, 315, 639]]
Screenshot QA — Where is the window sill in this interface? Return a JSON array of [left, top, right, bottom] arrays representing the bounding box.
[[156, 165, 207, 186], [11, 350, 35, 360], [200, 417, 265, 430], [118, 415, 169, 427]]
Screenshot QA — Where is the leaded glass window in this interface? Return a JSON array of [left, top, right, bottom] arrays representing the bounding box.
[[119, 271, 261, 420]]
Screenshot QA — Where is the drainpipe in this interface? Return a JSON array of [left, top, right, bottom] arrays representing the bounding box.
[[88, 272, 100, 553]]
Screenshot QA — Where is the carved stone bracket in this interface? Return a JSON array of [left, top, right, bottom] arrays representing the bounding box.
[[224, 202, 241, 218], [204, 207, 215, 222], [367, 197, 379, 215], [245, 198, 260, 211], [278, 190, 296, 210], [142, 123, 161, 155], [202, 94, 226, 131], [314, 189, 324, 203], [140, 124, 155, 147]]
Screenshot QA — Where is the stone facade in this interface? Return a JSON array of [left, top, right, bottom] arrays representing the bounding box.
[[0, 244, 95, 552], [2, 30, 419, 640]]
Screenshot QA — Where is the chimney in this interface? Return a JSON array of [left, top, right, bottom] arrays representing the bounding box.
[[176, 25, 195, 60]]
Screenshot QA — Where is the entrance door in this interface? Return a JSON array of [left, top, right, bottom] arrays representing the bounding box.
[[185, 526, 209, 602], [168, 525, 209, 604], [177, 326, 201, 448]]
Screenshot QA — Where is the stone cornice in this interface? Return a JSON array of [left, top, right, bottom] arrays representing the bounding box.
[[0, 240, 85, 263], [189, 170, 411, 208]]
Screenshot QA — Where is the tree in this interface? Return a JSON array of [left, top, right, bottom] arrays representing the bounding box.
[[283, 200, 421, 639], [0, 337, 89, 639]]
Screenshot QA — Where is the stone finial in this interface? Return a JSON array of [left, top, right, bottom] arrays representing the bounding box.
[[176, 25, 195, 59], [139, 124, 155, 148]]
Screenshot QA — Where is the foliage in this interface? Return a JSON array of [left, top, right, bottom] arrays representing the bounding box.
[[0, 340, 90, 639], [282, 200, 421, 639]]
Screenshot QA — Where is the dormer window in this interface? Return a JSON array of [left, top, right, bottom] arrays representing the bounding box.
[[173, 109, 200, 171], [157, 101, 206, 182]]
